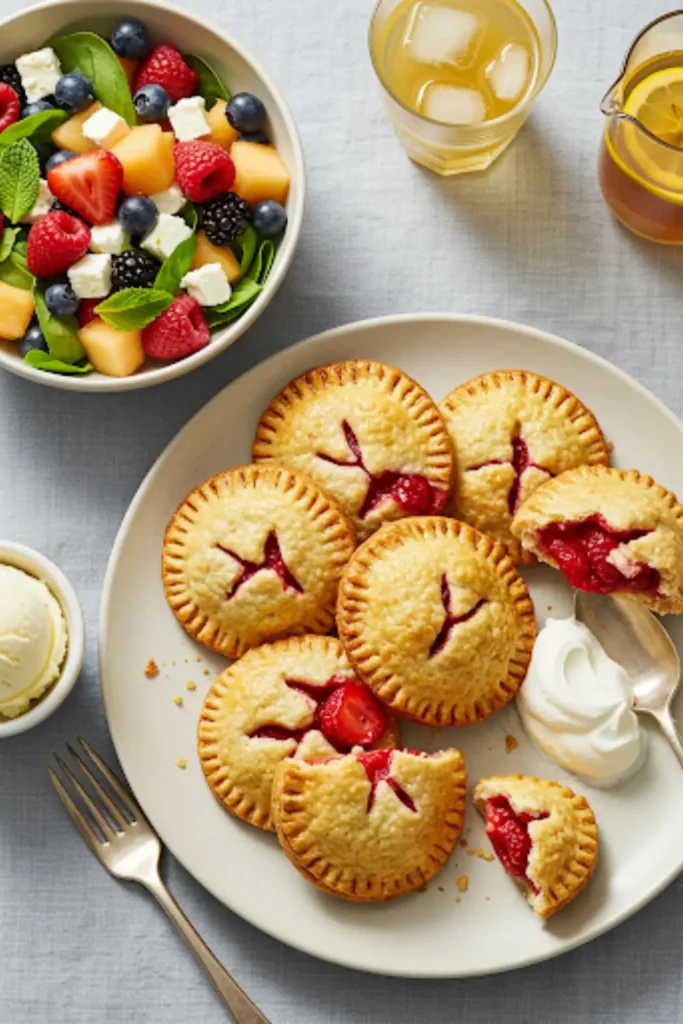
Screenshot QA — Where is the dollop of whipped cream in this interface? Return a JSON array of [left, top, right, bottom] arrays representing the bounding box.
[[517, 616, 644, 787]]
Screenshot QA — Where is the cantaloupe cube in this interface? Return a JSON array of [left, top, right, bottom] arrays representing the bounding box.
[[0, 281, 35, 341], [231, 142, 290, 205], [111, 125, 176, 196], [117, 56, 138, 89], [52, 102, 101, 153], [192, 231, 242, 283], [204, 100, 238, 151], [78, 318, 145, 377]]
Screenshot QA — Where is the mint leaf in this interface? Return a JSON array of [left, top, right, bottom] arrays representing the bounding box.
[[24, 350, 92, 375], [0, 109, 68, 146], [35, 289, 85, 364], [0, 140, 39, 222], [51, 32, 136, 125], [0, 248, 34, 291], [183, 54, 230, 105], [0, 226, 20, 263], [154, 234, 196, 296], [236, 225, 258, 272], [95, 288, 174, 330]]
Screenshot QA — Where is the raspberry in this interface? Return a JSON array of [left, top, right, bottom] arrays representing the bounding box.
[[133, 45, 198, 104], [319, 683, 387, 749], [78, 299, 100, 327], [0, 83, 20, 133], [27, 212, 91, 278], [0, 65, 25, 107], [142, 295, 209, 360], [174, 141, 235, 203]]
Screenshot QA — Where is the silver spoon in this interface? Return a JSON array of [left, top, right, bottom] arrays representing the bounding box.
[[574, 591, 683, 768]]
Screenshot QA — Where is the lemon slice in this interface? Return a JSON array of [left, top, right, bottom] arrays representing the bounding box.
[[621, 66, 683, 195]]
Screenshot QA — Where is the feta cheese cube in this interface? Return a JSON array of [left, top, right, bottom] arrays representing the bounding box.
[[90, 221, 130, 255], [16, 48, 62, 103], [150, 184, 187, 216], [19, 179, 52, 224], [82, 107, 129, 149], [181, 263, 232, 306], [68, 253, 112, 299], [168, 96, 211, 142], [141, 213, 193, 261]]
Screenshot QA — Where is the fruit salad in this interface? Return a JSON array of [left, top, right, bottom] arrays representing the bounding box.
[[0, 19, 291, 377]]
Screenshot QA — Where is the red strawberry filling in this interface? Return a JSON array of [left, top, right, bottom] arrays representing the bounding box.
[[358, 750, 417, 814], [215, 530, 303, 599], [538, 515, 658, 595], [248, 675, 388, 753], [468, 435, 553, 516], [485, 795, 549, 889], [430, 574, 487, 658], [317, 420, 447, 519]]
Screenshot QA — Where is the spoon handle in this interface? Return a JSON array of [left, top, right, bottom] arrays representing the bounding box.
[[653, 709, 683, 770]]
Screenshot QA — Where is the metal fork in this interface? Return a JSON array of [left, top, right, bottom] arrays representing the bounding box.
[[47, 737, 271, 1024]]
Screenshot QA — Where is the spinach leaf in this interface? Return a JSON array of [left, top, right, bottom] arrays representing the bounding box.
[[51, 32, 136, 124], [180, 202, 198, 230], [0, 248, 34, 290], [24, 350, 92, 375], [154, 234, 196, 295], [236, 225, 258, 272], [182, 54, 230, 105], [0, 109, 69, 147], [34, 288, 85, 364], [205, 239, 277, 328], [95, 288, 174, 330], [0, 140, 40, 222], [0, 226, 20, 263]]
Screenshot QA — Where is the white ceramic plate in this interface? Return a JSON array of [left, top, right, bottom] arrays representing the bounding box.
[[100, 314, 683, 978]]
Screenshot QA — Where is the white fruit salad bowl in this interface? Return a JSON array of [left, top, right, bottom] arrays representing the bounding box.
[[0, 0, 305, 391]]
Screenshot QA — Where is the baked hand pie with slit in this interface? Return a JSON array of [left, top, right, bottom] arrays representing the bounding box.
[[252, 360, 454, 540], [473, 774, 599, 918], [337, 517, 536, 727], [273, 748, 466, 901], [163, 465, 356, 658], [511, 466, 683, 614], [198, 635, 399, 831], [439, 370, 609, 564]]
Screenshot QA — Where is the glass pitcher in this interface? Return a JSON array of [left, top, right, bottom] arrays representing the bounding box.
[[599, 12, 683, 244]]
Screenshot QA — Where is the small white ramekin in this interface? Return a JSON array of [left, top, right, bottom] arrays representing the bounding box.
[[0, 541, 85, 737]]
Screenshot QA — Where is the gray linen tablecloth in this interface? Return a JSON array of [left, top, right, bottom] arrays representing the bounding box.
[[2, 0, 683, 1020]]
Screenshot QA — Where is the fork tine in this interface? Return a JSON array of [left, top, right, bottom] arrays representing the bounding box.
[[66, 743, 129, 831], [55, 754, 118, 841], [46, 762, 104, 858], [77, 737, 146, 825]]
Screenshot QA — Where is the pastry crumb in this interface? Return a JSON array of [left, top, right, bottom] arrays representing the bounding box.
[[203, 668, 210, 676], [186, 680, 197, 691], [437, 886, 444, 893], [485, 896, 490, 901], [174, 696, 183, 707], [459, 839, 468, 849], [144, 658, 159, 678], [455, 897, 462, 904], [546, 604, 553, 611], [457, 875, 469, 892], [176, 757, 187, 769], [606, 441, 614, 454], [505, 734, 519, 753], [196, 656, 202, 663], [466, 847, 494, 862]]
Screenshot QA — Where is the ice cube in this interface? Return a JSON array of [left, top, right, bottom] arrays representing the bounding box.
[[486, 43, 530, 102], [405, 2, 482, 66], [421, 82, 487, 124]]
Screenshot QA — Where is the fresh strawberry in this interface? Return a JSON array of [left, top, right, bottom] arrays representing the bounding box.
[[142, 295, 209, 360], [174, 140, 235, 203], [78, 299, 100, 327], [319, 682, 388, 748], [47, 150, 123, 226], [0, 84, 20, 134], [133, 45, 198, 104], [27, 212, 90, 277]]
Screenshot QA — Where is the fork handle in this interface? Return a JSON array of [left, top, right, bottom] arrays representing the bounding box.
[[143, 876, 272, 1023]]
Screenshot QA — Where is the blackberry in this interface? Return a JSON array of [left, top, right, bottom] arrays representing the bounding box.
[[0, 64, 26, 108], [111, 250, 160, 291], [201, 192, 251, 246]]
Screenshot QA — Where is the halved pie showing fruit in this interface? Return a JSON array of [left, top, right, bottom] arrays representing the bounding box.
[[511, 466, 683, 614], [273, 748, 466, 901], [473, 774, 598, 918]]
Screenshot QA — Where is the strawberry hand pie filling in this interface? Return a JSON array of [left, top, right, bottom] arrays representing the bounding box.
[[484, 795, 548, 893]]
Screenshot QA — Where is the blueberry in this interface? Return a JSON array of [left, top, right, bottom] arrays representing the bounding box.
[[118, 196, 158, 237], [19, 323, 48, 357], [22, 99, 54, 118], [226, 93, 266, 133], [237, 130, 269, 144], [45, 149, 78, 173], [55, 72, 94, 113], [252, 199, 287, 237], [133, 84, 170, 124], [111, 18, 151, 60], [44, 282, 79, 317]]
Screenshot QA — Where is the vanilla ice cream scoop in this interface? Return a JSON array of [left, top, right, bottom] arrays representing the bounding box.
[[0, 564, 68, 719]]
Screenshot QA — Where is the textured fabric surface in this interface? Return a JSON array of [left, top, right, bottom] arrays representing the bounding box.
[[2, 0, 683, 1020]]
